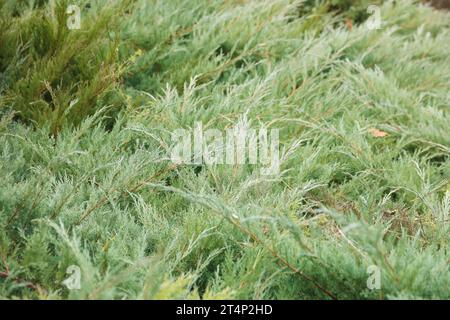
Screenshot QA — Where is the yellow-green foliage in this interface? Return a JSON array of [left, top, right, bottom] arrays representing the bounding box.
[[0, 0, 133, 135]]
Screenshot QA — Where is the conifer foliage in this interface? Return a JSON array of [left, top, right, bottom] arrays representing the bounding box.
[[0, 0, 133, 135], [0, 0, 449, 299]]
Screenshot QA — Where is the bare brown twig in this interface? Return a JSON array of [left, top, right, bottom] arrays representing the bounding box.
[[0, 270, 44, 293]]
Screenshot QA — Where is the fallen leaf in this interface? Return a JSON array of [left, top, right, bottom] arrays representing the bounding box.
[[369, 128, 388, 137], [345, 17, 353, 31]]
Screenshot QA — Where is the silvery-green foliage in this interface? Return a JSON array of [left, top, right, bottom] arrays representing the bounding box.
[[0, 0, 449, 299]]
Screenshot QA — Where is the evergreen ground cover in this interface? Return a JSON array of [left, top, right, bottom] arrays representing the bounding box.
[[0, 0, 449, 299]]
